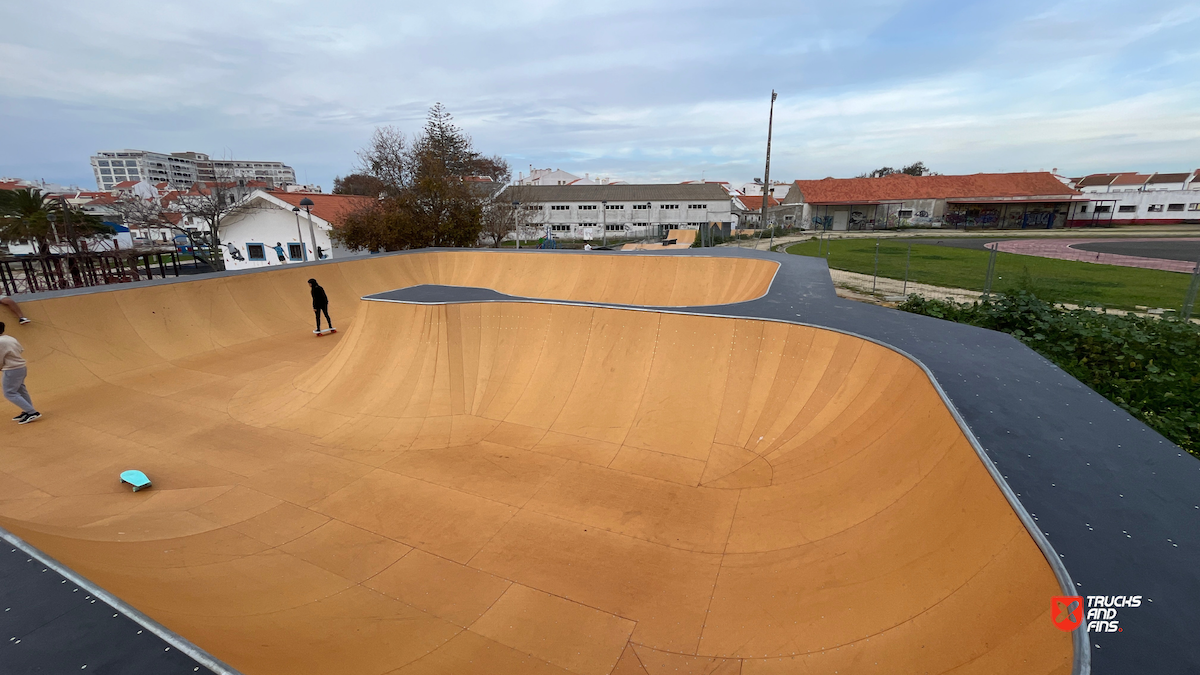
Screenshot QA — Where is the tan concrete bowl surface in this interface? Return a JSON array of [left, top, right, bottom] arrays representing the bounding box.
[[0, 251, 1070, 674]]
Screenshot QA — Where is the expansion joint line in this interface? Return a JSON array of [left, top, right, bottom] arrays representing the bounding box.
[[694, 489, 742, 655]]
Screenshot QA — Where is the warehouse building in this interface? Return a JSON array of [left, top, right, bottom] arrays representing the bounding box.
[[500, 183, 733, 242]]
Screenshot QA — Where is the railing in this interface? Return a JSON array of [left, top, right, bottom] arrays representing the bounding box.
[[0, 250, 190, 296]]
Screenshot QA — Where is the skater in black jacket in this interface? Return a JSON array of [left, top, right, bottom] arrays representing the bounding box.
[[309, 278, 333, 332]]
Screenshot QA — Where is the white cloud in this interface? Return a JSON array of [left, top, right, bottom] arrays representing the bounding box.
[[1, 0, 1197, 189]]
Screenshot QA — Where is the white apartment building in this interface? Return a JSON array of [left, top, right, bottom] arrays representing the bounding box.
[[515, 168, 623, 186], [501, 183, 733, 241], [738, 180, 791, 199], [90, 150, 296, 191], [1067, 170, 1200, 225]]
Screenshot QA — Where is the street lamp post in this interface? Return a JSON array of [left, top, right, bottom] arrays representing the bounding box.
[[292, 207, 306, 261], [300, 197, 317, 260]]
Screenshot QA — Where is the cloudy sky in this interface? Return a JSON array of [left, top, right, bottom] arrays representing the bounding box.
[[2, 0, 1198, 191]]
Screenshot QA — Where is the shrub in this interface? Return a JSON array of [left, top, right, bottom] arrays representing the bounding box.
[[899, 292, 1200, 458]]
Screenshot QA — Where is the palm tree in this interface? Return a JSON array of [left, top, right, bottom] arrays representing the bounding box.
[[0, 188, 110, 255], [0, 188, 55, 254]]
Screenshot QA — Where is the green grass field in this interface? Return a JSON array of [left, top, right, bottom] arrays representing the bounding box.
[[786, 238, 1194, 311]]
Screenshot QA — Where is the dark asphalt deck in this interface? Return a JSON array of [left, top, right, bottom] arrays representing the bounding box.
[[1, 534, 229, 675]]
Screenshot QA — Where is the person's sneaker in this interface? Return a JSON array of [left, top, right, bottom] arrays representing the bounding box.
[[18, 411, 40, 424], [12, 412, 27, 421], [18, 317, 30, 325]]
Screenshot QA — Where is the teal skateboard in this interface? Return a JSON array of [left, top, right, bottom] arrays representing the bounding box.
[[120, 469, 152, 492]]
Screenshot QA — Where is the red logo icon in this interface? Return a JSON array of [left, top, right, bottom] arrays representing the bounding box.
[[1052, 596, 1084, 631]]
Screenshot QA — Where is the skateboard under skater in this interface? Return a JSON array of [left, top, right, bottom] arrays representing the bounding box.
[[314, 327, 338, 337], [120, 470, 152, 492]]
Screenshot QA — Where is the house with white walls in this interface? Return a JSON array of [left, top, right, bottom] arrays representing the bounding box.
[[1066, 170, 1200, 226], [218, 190, 374, 270]]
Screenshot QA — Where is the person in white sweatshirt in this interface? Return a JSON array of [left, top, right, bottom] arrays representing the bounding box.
[[1, 295, 31, 324], [0, 322, 39, 424]]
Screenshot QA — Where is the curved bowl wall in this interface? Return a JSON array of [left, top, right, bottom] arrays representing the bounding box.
[[0, 251, 1070, 675]]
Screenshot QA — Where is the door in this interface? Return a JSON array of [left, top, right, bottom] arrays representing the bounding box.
[[832, 210, 849, 231]]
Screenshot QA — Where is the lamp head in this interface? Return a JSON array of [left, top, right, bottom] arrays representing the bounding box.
[[292, 207, 300, 213], [299, 197, 314, 208]]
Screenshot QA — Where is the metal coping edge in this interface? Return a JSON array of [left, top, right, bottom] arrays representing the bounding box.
[[12, 248, 784, 307], [0, 526, 243, 675], [359, 291, 1090, 675]]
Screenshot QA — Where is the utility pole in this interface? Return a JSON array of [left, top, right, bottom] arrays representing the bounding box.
[[602, 200, 608, 247], [760, 90, 778, 236]]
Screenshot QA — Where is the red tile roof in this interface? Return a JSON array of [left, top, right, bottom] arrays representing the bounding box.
[[1146, 172, 1191, 184], [270, 192, 375, 227], [1075, 173, 1120, 188], [737, 195, 780, 210], [791, 172, 1080, 204], [1110, 173, 1151, 186]]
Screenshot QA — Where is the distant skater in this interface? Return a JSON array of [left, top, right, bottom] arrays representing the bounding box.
[[309, 278, 333, 332], [0, 322, 39, 424], [1, 295, 31, 325]]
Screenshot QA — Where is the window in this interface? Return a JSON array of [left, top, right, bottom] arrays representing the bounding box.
[[1118, 205, 1137, 213], [632, 204, 650, 210], [523, 205, 543, 210], [126, 160, 138, 167], [578, 205, 597, 210], [100, 169, 111, 175], [1167, 203, 1185, 212], [97, 160, 109, 167], [1148, 204, 1164, 212], [1094, 205, 1112, 213], [551, 205, 570, 211], [1079, 205, 1088, 213], [1189, 204, 1200, 211], [246, 243, 266, 261], [605, 204, 623, 210], [605, 224, 623, 231], [288, 243, 304, 260], [687, 204, 707, 209], [551, 224, 571, 232], [660, 204, 679, 210], [898, 210, 913, 218]]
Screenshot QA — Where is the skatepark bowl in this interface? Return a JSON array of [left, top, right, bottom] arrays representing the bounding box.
[[0, 251, 1071, 674]]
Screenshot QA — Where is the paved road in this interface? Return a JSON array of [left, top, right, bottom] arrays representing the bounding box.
[[1073, 240, 1200, 264]]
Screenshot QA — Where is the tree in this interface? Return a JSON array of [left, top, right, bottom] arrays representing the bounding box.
[[333, 103, 510, 251], [171, 172, 260, 271], [857, 161, 935, 178], [332, 173, 387, 197], [0, 188, 108, 255], [479, 194, 545, 247]]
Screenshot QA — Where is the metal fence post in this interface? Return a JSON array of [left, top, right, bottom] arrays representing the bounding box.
[[872, 237, 880, 294], [983, 244, 998, 300], [903, 241, 912, 296], [1182, 255, 1200, 321]]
